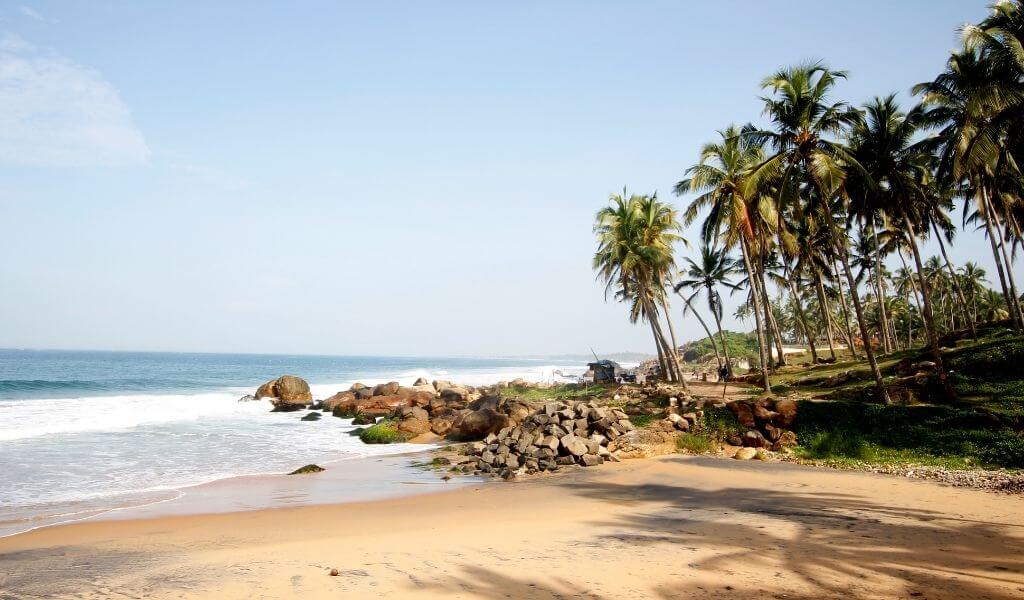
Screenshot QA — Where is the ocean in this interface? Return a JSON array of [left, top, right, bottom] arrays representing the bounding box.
[[0, 349, 587, 537]]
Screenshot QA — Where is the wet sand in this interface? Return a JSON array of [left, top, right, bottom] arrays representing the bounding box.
[[1, 455, 1022, 599]]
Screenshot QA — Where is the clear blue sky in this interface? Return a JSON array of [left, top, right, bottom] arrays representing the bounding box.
[[0, 1, 1005, 356]]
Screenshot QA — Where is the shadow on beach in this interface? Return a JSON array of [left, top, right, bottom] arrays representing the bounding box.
[[418, 457, 1024, 599]]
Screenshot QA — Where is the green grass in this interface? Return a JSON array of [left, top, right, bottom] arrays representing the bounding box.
[[793, 400, 1024, 469], [676, 432, 716, 454], [630, 413, 656, 428], [500, 383, 612, 402], [358, 420, 411, 444]]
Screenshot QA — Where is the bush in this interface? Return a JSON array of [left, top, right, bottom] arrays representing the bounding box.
[[979, 433, 1024, 468], [700, 406, 745, 440], [947, 338, 1024, 379], [358, 421, 410, 444], [676, 433, 715, 454], [801, 431, 868, 460]]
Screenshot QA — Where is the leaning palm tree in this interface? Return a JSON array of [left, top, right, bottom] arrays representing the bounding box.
[[593, 190, 685, 383], [675, 125, 775, 391], [747, 62, 890, 402], [674, 243, 742, 374]]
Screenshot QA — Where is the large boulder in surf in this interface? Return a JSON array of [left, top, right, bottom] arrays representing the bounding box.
[[255, 375, 313, 411], [395, 406, 431, 435]]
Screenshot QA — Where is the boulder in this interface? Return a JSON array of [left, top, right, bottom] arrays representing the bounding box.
[[728, 401, 757, 428], [372, 381, 401, 396], [352, 412, 377, 425], [396, 406, 431, 435], [350, 382, 367, 391], [413, 377, 430, 387], [734, 447, 757, 460], [742, 430, 769, 448], [772, 398, 798, 429], [607, 429, 677, 459], [301, 412, 322, 421], [322, 391, 356, 412], [449, 408, 509, 441], [256, 375, 313, 411], [354, 387, 374, 400], [237, 394, 257, 402], [440, 386, 471, 404], [433, 379, 454, 393]]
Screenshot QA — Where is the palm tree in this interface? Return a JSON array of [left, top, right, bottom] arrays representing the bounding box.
[[674, 243, 742, 375], [748, 62, 890, 403], [675, 125, 775, 391], [915, 48, 1024, 330], [593, 190, 685, 383], [844, 94, 956, 400]]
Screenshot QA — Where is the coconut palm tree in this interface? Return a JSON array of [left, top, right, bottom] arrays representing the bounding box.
[[675, 125, 775, 391], [748, 62, 890, 402], [674, 243, 742, 375], [844, 94, 956, 400], [593, 190, 685, 383]]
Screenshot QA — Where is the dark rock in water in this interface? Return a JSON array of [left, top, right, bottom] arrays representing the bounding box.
[[289, 464, 325, 475], [237, 394, 257, 402], [348, 427, 366, 437], [301, 412, 322, 421], [352, 412, 377, 425]]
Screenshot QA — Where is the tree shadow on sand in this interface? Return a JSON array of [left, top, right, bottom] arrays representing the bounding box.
[[420, 457, 1024, 599]]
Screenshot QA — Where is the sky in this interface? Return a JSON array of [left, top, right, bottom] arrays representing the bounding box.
[[0, 0, 1011, 357]]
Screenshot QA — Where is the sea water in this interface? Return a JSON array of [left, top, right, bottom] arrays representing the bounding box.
[[0, 349, 586, 536]]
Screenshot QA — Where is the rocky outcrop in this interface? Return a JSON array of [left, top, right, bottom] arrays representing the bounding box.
[[255, 375, 313, 411], [727, 396, 798, 451], [396, 406, 431, 435], [458, 400, 631, 479], [372, 381, 401, 397]]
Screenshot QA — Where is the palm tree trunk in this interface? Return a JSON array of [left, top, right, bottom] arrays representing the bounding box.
[[712, 307, 732, 376], [901, 211, 956, 403], [831, 259, 860, 359], [659, 295, 685, 382], [870, 221, 893, 353], [981, 189, 1023, 330], [740, 239, 771, 392], [785, 274, 818, 363], [757, 264, 787, 367], [835, 242, 890, 404], [813, 270, 837, 360], [989, 201, 1024, 327], [678, 292, 721, 368]]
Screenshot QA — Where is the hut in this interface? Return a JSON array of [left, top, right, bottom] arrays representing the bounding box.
[[587, 360, 623, 383]]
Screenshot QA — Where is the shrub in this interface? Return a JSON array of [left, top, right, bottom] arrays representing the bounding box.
[[801, 431, 868, 460], [700, 406, 745, 440], [676, 433, 715, 454], [979, 433, 1024, 468]]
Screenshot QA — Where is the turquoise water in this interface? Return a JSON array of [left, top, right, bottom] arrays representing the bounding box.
[[0, 349, 586, 536]]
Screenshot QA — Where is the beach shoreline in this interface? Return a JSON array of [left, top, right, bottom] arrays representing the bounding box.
[[2, 454, 1022, 599]]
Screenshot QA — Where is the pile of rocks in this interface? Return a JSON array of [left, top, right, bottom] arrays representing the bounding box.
[[459, 400, 633, 479], [726, 396, 798, 451]]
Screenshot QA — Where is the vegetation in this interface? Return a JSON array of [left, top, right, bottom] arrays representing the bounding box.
[[679, 330, 761, 364], [499, 383, 612, 402], [358, 420, 411, 444], [592, 1, 1024, 407]]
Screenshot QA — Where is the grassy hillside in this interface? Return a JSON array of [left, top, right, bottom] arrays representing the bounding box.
[[680, 330, 762, 363]]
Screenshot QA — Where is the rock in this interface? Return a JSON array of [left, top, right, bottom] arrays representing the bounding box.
[[752, 404, 778, 422], [754, 448, 768, 461], [256, 375, 313, 411], [728, 401, 756, 428], [301, 412, 322, 421], [352, 412, 378, 425], [580, 454, 603, 467], [429, 410, 460, 436], [734, 447, 757, 460], [322, 391, 357, 412], [237, 394, 257, 402], [449, 408, 509, 441], [559, 434, 588, 457], [329, 568, 340, 576], [289, 464, 325, 475], [440, 386, 471, 404], [396, 406, 431, 435], [350, 382, 367, 391], [433, 379, 454, 393], [372, 381, 401, 396], [354, 387, 374, 400], [772, 398, 798, 428], [774, 430, 798, 450], [742, 430, 768, 448], [667, 413, 690, 431], [607, 429, 677, 459], [413, 377, 430, 386]]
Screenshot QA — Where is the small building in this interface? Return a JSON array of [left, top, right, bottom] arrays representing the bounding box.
[[587, 360, 623, 383]]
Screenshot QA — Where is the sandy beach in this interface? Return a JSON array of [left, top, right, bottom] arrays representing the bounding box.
[[2, 455, 1022, 600]]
